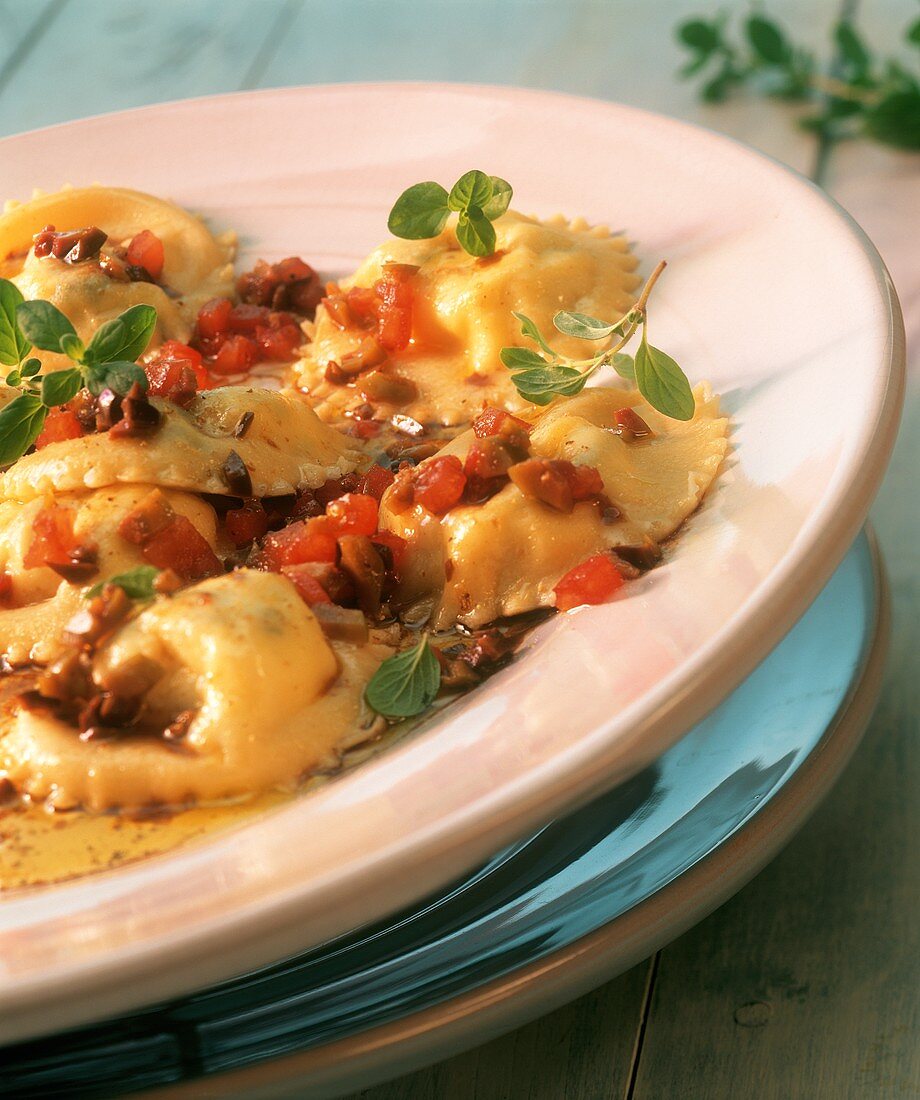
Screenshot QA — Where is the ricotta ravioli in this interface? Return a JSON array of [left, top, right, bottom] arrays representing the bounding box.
[[295, 212, 640, 426], [379, 385, 728, 628]]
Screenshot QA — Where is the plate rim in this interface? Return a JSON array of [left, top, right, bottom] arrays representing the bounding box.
[[0, 84, 905, 1036]]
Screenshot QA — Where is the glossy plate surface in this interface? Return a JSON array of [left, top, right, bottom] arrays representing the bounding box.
[[1, 532, 885, 1098], [0, 85, 904, 1039]]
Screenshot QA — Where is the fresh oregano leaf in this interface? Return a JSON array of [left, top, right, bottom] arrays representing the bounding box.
[[611, 352, 636, 382], [513, 311, 559, 359], [85, 360, 149, 397], [86, 565, 160, 600], [0, 393, 47, 465], [499, 347, 548, 370], [84, 304, 157, 365], [634, 335, 695, 421], [554, 310, 622, 340], [448, 169, 493, 213], [0, 279, 30, 367], [41, 368, 83, 407], [835, 20, 871, 76], [455, 207, 496, 257], [20, 357, 42, 378], [745, 15, 790, 64], [60, 332, 85, 361], [16, 299, 77, 355], [678, 18, 722, 54], [864, 88, 920, 149], [387, 181, 451, 239], [481, 176, 513, 220], [365, 635, 441, 719]]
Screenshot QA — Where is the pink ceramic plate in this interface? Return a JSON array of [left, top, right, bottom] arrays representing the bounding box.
[[0, 84, 904, 1043]]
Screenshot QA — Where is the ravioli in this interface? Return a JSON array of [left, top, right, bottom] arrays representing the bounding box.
[[0, 387, 364, 501], [379, 384, 728, 627], [1, 186, 235, 369], [0, 487, 221, 665], [0, 570, 388, 811], [295, 212, 641, 426]]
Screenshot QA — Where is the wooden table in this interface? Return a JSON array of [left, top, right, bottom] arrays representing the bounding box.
[[1, 2, 916, 1096]]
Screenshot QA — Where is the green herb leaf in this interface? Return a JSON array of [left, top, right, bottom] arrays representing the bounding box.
[[481, 176, 513, 220], [553, 310, 621, 340], [5, 369, 21, 386], [0, 280, 30, 367], [512, 311, 559, 359], [908, 17, 920, 48], [20, 357, 42, 378], [16, 299, 77, 355], [387, 181, 451, 240], [611, 352, 636, 381], [455, 207, 496, 257], [746, 15, 790, 65], [499, 346, 548, 370], [634, 335, 694, 421], [0, 393, 47, 465], [678, 18, 722, 54], [835, 20, 871, 76], [507, 363, 588, 404], [41, 368, 83, 407], [59, 332, 85, 361], [85, 304, 157, 365], [864, 87, 920, 149], [448, 169, 493, 213], [86, 565, 160, 601], [85, 360, 149, 397], [365, 635, 441, 719]]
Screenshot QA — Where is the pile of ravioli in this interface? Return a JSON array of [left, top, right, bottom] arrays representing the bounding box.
[[0, 187, 728, 814]]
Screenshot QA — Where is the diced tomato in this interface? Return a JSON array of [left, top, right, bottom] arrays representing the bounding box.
[[145, 340, 212, 403], [254, 323, 302, 361], [613, 407, 653, 441], [357, 463, 395, 501], [281, 565, 332, 606], [142, 515, 222, 580], [257, 516, 338, 570], [325, 493, 378, 538], [374, 265, 415, 352], [554, 553, 625, 611], [223, 500, 270, 548], [464, 439, 515, 481], [564, 462, 605, 501], [126, 230, 165, 280], [196, 297, 233, 340], [212, 334, 258, 375], [34, 408, 84, 449], [315, 473, 360, 506], [472, 407, 531, 438], [412, 455, 467, 514], [24, 506, 81, 568], [345, 286, 379, 327], [371, 531, 407, 572], [227, 303, 269, 334]]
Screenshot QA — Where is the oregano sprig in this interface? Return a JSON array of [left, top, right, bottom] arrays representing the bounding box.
[[0, 277, 157, 465], [677, 9, 920, 152], [387, 170, 513, 257], [500, 261, 695, 421]]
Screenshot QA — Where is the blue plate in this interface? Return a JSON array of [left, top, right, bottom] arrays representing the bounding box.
[[2, 532, 884, 1098]]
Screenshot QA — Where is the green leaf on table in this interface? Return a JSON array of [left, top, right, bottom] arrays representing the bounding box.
[[0, 393, 47, 465], [365, 635, 441, 719], [387, 181, 451, 239], [41, 368, 83, 407], [0, 279, 30, 367], [634, 335, 694, 421], [16, 299, 76, 355], [85, 304, 157, 365], [455, 207, 496, 257], [86, 565, 160, 600]]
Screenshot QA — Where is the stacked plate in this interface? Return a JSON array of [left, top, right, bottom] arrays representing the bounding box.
[[0, 86, 904, 1099]]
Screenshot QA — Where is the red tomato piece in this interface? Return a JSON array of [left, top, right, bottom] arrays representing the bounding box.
[[142, 516, 223, 580], [374, 266, 414, 352], [325, 493, 378, 537], [223, 500, 270, 548], [212, 335, 258, 375], [345, 286, 379, 327], [258, 516, 338, 570], [145, 340, 212, 401], [472, 407, 531, 438], [254, 323, 302, 361], [281, 565, 332, 606], [196, 297, 233, 340], [315, 473, 360, 506], [34, 408, 84, 450], [412, 455, 467, 514], [24, 506, 81, 568], [554, 553, 625, 611], [126, 230, 165, 280], [357, 463, 395, 501], [228, 303, 270, 334], [563, 462, 605, 501]]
